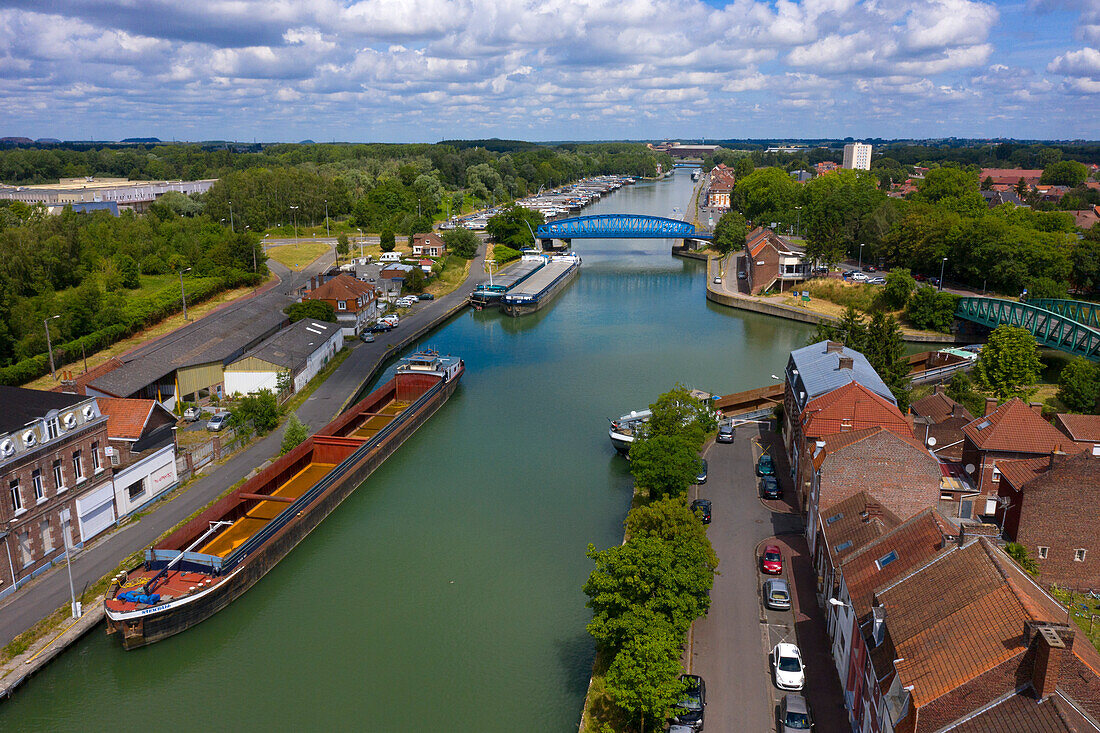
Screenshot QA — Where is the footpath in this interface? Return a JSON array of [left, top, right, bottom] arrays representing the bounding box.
[[0, 246, 489, 697]]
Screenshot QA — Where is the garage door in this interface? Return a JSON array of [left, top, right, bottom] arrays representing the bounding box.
[[76, 484, 116, 542]]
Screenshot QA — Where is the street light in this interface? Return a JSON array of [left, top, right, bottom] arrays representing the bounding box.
[[356, 228, 363, 258], [795, 206, 802, 238], [63, 516, 79, 618], [43, 315, 60, 379], [178, 267, 192, 321], [858, 243, 865, 272], [939, 257, 948, 291], [324, 199, 330, 238], [290, 205, 299, 241], [228, 200, 234, 233], [828, 597, 852, 609]]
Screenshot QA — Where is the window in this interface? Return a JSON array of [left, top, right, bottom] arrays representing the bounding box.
[[826, 512, 844, 525], [126, 479, 145, 501], [91, 441, 101, 472], [1076, 549, 1087, 562], [40, 518, 52, 553], [991, 465, 1001, 483], [45, 417, 59, 440], [17, 530, 32, 568], [875, 550, 899, 570], [32, 469, 44, 501], [72, 450, 84, 482], [53, 459, 65, 491], [1038, 546, 1049, 559], [9, 479, 23, 513], [337, 300, 346, 311], [836, 540, 854, 553]]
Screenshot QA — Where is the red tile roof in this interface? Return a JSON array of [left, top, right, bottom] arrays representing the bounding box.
[[1055, 414, 1100, 443], [305, 274, 375, 305], [910, 391, 974, 424], [95, 396, 156, 440], [963, 398, 1074, 454], [949, 690, 1099, 733], [820, 490, 903, 565], [802, 380, 912, 440]]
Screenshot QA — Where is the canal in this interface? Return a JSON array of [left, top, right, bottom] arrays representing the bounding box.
[[1, 170, 813, 731]]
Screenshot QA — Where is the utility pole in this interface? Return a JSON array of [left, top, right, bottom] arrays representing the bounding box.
[[228, 200, 234, 233], [325, 199, 330, 238], [43, 314, 60, 379], [290, 205, 299, 241], [178, 267, 192, 321]]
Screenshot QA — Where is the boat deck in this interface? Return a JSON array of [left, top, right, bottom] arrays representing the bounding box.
[[509, 260, 574, 299], [346, 400, 409, 440], [200, 462, 336, 557]]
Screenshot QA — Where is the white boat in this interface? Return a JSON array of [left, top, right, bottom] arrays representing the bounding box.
[[608, 409, 652, 456]]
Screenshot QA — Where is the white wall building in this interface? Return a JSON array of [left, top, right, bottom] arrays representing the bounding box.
[[223, 319, 343, 397], [111, 444, 178, 517], [842, 143, 872, 170]]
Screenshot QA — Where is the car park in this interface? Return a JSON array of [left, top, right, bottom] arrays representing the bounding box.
[[757, 453, 775, 476], [780, 693, 814, 731], [717, 424, 735, 443], [206, 412, 230, 432], [695, 458, 708, 484], [760, 476, 781, 500], [360, 332, 375, 343], [691, 499, 712, 524], [670, 674, 706, 730], [771, 643, 805, 691], [763, 578, 791, 611], [183, 406, 201, 422], [761, 544, 784, 575]]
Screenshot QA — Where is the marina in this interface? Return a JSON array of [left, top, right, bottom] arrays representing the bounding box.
[[444, 175, 635, 230], [500, 252, 582, 316]]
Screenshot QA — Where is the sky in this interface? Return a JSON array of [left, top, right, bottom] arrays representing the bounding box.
[[0, 0, 1098, 143]]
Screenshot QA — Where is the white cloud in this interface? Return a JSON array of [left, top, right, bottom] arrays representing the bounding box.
[[1048, 47, 1100, 77]]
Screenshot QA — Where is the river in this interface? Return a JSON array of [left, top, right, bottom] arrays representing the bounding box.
[[0, 169, 813, 731]]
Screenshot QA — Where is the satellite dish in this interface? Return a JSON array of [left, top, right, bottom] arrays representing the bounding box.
[[926, 437, 937, 447], [965, 464, 976, 475]]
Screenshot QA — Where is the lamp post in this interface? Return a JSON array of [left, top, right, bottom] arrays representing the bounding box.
[[356, 229, 363, 259], [290, 205, 299, 241], [795, 206, 802, 238], [178, 266, 192, 321], [228, 200, 234, 233], [324, 199, 329, 238], [43, 315, 60, 380], [63, 517, 79, 618], [858, 243, 865, 272], [939, 257, 947, 292]]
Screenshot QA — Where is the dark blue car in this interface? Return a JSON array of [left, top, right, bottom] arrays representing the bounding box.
[[758, 453, 775, 476]]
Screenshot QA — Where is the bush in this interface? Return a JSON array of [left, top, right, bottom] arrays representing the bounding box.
[[905, 286, 958, 332], [492, 244, 521, 264], [806, 279, 877, 312], [442, 228, 479, 259], [882, 268, 916, 309], [233, 389, 280, 435], [280, 414, 309, 455], [285, 300, 336, 323], [1058, 357, 1100, 413]]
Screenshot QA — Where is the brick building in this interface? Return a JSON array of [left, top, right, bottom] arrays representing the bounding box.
[[960, 398, 1083, 521], [909, 386, 975, 462], [96, 397, 179, 517], [1055, 413, 1100, 452], [996, 451, 1100, 589], [301, 273, 378, 337], [0, 387, 114, 598], [745, 227, 810, 295]]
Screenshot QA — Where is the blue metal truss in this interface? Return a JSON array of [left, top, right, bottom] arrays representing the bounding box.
[[955, 297, 1100, 361], [535, 214, 711, 240]]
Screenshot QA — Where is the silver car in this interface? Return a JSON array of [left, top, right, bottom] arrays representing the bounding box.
[[780, 693, 813, 731], [764, 578, 792, 611]]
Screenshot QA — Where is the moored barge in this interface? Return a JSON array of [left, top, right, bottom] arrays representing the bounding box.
[[104, 350, 463, 649], [500, 252, 581, 317]]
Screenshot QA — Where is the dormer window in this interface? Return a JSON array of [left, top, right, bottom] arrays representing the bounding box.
[[45, 417, 59, 441], [337, 300, 346, 311]]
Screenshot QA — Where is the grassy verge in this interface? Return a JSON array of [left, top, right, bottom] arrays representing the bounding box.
[[265, 240, 334, 270], [284, 346, 354, 416]]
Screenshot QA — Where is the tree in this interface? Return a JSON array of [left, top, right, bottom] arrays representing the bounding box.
[[1072, 232, 1100, 294], [882, 267, 916, 309], [336, 232, 350, 258], [442, 228, 479, 259], [1005, 542, 1039, 575], [284, 300, 336, 322], [628, 433, 700, 498], [403, 266, 426, 294], [711, 210, 747, 254], [913, 168, 985, 216], [734, 156, 754, 180], [644, 385, 715, 447], [280, 414, 309, 455], [1057, 357, 1100, 413], [974, 325, 1042, 399], [801, 170, 886, 266], [486, 205, 543, 249], [492, 244, 521, 264], [379, 229, 396, 253], [905, 287, 958, 332], [233, 389, 280, 434], [946, 371, 986, 418], [116, 254, 140, 289], [863, 312, 911, 411], [1040, 160, 1088, 187], [604, 626, 686, 733], [1024, 276, 1067, 300], [981, 176, 994, 191], [733, 167, 800, 230]]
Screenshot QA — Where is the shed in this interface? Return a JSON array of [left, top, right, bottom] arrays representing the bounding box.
[[224, 319, 342, 396]]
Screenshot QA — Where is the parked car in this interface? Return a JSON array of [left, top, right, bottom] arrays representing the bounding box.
[[360, 332, 375, 343], [811, 266, 828, 276], [206, 412, 230, 432], [381, 314, 399, 326], [842, 269, 856, 278], [670, 674, 706, 730], [717, 424, 735, 443], [865, 265, 877, 273], [764, 578, 791, 611], [757, 453, 775, 476], [368, 322, 393, 333], [760, 476, 781, 500], [691, 499, 712, 524], [780, 693, 814, 731], [771, 643, 805, 691], [695, 458, 708, 485], [850, 271, 868, 282], [867, 276, 886, 285], [762, 544, 784, 575], [418, 293, 434, 300], [183, 406, 201, 422], [713, 275, 722, 284], [737, 270, 747, 280]]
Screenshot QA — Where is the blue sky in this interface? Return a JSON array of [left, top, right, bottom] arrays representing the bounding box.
[[0, 0, 1097, 143]]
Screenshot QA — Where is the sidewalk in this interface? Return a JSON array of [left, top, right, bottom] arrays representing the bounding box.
[[766, 533, 850, 731]]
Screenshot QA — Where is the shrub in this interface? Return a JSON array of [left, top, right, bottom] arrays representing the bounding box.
[[905, 286, 958, 332], [492, 244, 521, 264], [806, 279, 878, 312]]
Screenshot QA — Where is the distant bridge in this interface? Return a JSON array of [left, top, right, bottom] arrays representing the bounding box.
[[535, 214, 712, 243], [955, 296, 1100, 361]]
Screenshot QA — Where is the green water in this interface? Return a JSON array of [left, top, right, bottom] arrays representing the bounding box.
[[0, 170, 812, 731]]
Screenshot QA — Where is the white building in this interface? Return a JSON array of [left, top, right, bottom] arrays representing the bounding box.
[[842, 143, 872, 170], [223, 319, 343, 397], [96, 397, 180, 517], [0, 177, 217, 210]]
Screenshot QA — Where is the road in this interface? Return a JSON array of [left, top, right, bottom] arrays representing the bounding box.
[[0, 246, 489, 647], [687, 425, 804, 731]]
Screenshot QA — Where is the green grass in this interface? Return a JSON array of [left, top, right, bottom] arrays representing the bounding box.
[[1050, 586, 1100, 650], [805, 278, 880, 312], [265, 240, 334, 270]]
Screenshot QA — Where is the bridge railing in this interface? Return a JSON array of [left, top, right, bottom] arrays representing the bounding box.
[[956, 296, 1100, 361], [1027, 298, 1100, 328], [535, 213, 711, 240]]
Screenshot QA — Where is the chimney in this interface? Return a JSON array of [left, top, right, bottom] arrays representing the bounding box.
[[1029, 401, 1043, 417], [826, 341, 844, 354], [310, 276, 317, 291], [951, 403, 964, 418], [838, 357, 854, 371], [984, 397, 998, 416], [1031, 624, 1073, 700], [934, 384, 947, 396], [959, 523, 1002, 546], [1049, 448, 1067, 469]]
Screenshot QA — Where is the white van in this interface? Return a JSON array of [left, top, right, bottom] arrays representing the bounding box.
[[379, 252, 401, 263]]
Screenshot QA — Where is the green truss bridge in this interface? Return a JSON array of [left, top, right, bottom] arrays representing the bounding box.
[[955, 297, 1100, 361]]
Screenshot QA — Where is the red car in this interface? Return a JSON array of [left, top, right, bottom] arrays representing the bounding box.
[[762, 545, 784, 575]]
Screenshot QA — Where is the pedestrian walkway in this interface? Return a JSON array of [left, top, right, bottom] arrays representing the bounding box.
[[766, 533, 849, 732]]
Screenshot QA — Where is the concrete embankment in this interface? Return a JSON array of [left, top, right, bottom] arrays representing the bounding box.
[[0, 601, 104, 700]]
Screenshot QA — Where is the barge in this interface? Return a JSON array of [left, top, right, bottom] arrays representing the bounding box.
[[104, 350, 464, 649], [469, 258, 545, 308], [501, 252, 581, 317]]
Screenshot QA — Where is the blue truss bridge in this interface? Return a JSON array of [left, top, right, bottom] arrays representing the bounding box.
[[955, 296, 1100, 361], [535, 214, 712, 242]]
